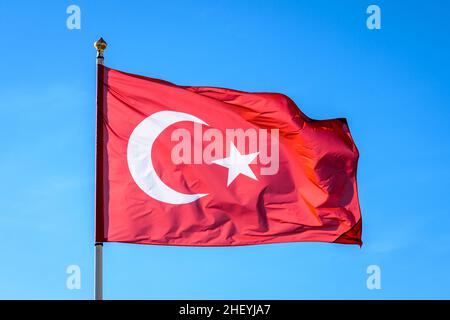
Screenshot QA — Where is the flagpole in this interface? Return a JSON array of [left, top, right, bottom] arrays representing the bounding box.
[[94, 37, 107, 301]]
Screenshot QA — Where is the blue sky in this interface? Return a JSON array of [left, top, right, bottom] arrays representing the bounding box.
[[1, 0, 450, 299]]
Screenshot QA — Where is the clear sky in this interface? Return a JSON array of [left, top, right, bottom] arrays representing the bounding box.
[[1, 0, 449, 299]]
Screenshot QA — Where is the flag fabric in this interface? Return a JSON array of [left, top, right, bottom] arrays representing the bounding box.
[[95, 66, 362, 246]]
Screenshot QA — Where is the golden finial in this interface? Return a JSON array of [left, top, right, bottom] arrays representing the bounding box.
[[94, 37, 107, 61]]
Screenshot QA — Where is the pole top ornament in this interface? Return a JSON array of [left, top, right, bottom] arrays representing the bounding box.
[[94, 37, 107, 57]]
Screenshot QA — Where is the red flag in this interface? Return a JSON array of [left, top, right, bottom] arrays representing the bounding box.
[[95, 66, 362, 246]]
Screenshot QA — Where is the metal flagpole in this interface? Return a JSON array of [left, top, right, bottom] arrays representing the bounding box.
[[94, 37, 107, 301]]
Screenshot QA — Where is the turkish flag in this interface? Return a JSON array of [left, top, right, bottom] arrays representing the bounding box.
[[95, 66, 362, 246]]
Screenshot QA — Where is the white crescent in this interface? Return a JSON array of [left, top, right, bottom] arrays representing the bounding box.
[[127, 110, 208, 204]]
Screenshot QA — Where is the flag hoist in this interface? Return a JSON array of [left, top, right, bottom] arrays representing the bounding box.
[[94, 37, 107, 301]]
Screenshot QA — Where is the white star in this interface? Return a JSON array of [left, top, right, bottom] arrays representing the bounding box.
[[212, 142, 259, 186]]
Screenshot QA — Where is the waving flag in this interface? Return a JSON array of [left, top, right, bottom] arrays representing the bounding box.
[[95, 66, 362, 246]]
